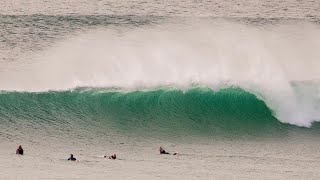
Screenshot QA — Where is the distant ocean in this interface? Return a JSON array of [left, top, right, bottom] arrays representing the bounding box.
[[1, 0, 320, 179]]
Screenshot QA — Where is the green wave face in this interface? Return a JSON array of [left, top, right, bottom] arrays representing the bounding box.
[[0, 87, 293, 139]]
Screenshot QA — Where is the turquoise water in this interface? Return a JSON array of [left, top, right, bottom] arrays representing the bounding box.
[[1, 87, 319, 141], [1, 14, 320, 142]]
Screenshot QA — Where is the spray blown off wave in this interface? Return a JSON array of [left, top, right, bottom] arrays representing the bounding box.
[[1, 21, 320, 127]]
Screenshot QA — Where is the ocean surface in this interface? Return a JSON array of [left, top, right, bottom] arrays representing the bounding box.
[[1, 0, 320, 179]]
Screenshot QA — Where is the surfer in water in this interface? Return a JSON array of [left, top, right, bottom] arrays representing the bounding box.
[[159, 147, 170, 154], [67, 154, 77, 161], [104, 153, 117, 160], [159, 147, 177, 155], [16, 145, 24, 155]]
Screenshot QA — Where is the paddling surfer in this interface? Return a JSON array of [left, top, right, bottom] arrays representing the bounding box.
[[159, 147, 177, 155], [67, 154, 77, 161], [16, 145, 24, 155], [159, 147, 170, 154], [104, 153, 117, 159]]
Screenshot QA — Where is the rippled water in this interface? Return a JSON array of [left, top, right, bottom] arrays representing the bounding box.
[[1, 0, 320, 18]]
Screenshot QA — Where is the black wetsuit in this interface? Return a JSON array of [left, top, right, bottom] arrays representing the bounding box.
[[160, 149, 169, 154], [16, 148, 23, 155], [68, 157, 76, 161]]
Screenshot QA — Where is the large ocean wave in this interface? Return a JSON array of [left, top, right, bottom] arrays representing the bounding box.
[[1, 21, 320, 132], [0, 86, 319, 140]]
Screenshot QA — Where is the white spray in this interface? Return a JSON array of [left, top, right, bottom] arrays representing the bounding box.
[[1, 21, 320, 126]]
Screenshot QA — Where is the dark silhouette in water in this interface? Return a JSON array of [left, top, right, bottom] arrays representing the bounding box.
[[159, 147, 170, 154], [104, 153, 117, 160], [67, 154, 76, 161], [109, 154, 116, 160], [16, 145, 24, 155], [159, 147, 177, 155]]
